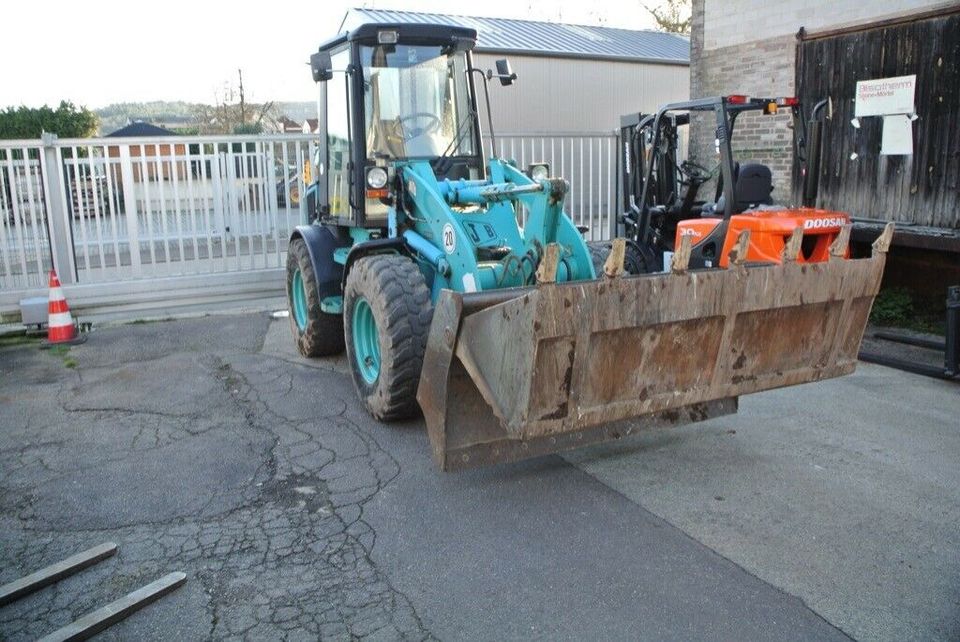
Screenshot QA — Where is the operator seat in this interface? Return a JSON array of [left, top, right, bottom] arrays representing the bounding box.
[[733, 163, 773, 212], [701, 162, 773, 217]]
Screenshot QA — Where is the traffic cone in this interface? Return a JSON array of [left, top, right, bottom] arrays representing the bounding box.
[[42, 269, 86, 346]]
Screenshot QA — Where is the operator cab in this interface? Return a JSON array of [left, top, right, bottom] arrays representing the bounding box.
[[309, 23, 484, 228]]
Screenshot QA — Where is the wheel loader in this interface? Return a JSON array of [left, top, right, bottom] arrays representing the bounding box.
[[287, 22, 893, 471]]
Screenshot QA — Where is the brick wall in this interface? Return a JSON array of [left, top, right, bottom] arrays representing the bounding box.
[[690, 0, 797, 198], [690, 0, 952, 201], [704, 0, 951, 50]]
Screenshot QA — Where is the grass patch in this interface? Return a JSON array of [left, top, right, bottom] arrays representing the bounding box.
[[128, 317, 176, 325], [871, 287, 945, 335], [0, 333, 41, 348], [871, 288, 913, 326], [47, 344, 81, 369]]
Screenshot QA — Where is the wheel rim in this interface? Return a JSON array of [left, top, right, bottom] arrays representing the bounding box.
[[352, 297, 380, 384], [291, 268, 308, 331]]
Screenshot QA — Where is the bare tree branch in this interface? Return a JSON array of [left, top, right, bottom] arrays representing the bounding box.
[[643, 0, 692, 35]]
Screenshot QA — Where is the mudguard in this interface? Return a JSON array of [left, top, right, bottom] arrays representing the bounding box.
[[290, 225, 346, 300], [340, 238, 408, 291]]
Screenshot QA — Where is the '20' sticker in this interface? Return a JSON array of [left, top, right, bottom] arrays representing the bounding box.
[[442, 224, 456, 254]]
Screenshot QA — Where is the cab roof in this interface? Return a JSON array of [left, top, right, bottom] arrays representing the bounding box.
[[316, 22, 477, 53]]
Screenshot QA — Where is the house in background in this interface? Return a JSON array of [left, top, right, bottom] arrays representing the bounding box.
[[339, 8, 690, 134], [106, 122, 185, 182], [276, 116, 305, 133]]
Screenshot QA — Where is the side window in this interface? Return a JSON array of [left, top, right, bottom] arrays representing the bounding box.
[[326, 49, 351, 218]]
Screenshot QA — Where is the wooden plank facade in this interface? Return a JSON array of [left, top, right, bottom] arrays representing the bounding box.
[[795, 11, 960, 231]]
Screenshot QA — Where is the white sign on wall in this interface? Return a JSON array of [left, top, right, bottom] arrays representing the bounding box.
[[880, 114, 914, 156], [855, 75, 916, 117]]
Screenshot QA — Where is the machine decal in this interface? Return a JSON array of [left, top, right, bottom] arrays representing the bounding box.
[[442, 223, 456, 254], [804, 217, 847, 229]]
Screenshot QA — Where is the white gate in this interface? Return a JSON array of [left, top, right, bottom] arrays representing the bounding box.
[[1, 132, 619, 317]]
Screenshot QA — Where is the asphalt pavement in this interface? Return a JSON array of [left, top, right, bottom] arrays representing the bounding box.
[[0, 312, 956, 640]]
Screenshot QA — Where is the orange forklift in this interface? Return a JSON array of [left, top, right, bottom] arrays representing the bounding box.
[[611, 95, 842, 272]]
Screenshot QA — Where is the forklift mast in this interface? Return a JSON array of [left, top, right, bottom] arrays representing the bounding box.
[[617, 96, 814, 249]]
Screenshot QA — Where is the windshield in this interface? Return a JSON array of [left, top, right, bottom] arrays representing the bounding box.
[[361, 44, 476, 160]]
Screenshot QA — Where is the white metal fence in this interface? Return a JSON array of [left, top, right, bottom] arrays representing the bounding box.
[[0, 133, 314, 293], [487, 133, 619, 241], [1, 131, 618, 316]]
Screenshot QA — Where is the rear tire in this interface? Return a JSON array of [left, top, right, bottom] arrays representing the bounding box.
[[286, 237, 345, 357], [344, 254, 432, 421]]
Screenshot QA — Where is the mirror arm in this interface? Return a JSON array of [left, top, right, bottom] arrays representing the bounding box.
[[469, 68, 499, 160], [486, 71, 518, 83]]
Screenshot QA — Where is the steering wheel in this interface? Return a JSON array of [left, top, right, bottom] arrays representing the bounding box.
[[678, 160, 713, 183], [398, 113, 442, 140]]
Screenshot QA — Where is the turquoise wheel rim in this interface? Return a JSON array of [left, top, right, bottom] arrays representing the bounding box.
[[352, 297, 380, 384], [291, 268, 308, 331]]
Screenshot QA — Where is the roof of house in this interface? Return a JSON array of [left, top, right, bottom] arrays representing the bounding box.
[[340, 8, 689, 65], [106, 122, 177, 137], [277, 116, 304, 132]]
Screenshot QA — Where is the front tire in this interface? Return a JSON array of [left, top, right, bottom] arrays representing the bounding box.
[[343, 254, 432, 421], [286, 237, 345, 357]]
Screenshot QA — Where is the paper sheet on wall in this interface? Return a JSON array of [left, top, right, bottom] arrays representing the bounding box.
[[881, 114, 913, 155]]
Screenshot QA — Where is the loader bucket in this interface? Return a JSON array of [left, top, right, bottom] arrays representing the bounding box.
[[417, 225, 894, 471]]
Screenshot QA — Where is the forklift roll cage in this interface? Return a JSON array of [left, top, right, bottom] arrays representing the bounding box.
[[620, 96, 810, 247]]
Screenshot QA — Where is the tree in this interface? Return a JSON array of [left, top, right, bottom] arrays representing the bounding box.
[[0, 101, 99, 139], [644, 0, 692, 35], [194, 69, 276, 135]]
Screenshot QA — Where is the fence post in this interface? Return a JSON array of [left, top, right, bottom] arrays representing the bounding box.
[[40, 134, 77, 284], [118, 145, 142, 277]]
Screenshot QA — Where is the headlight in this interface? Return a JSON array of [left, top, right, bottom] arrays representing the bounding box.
[[366, 166, 388, 189], [528, 163, 549, 182]]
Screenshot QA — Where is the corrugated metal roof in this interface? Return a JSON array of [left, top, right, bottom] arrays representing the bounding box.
[[340, 9, 689, 65]]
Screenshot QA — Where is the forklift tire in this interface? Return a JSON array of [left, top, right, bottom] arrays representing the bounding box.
[[587, 241, 610, 277], [587, 240, 657, 276], [287, 238, 345, 357], [343, 254, 432, 421]]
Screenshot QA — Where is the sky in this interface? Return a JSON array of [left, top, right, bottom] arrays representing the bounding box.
[[0, 0, 658, 109]]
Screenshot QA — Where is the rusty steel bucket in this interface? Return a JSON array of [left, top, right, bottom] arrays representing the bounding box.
[[417, 224, 893, 471]]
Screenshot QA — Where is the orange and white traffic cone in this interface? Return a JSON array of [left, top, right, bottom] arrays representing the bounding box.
[[42, 269, 86, 346]]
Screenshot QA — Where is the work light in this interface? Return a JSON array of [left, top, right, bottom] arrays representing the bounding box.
[[366, 166, 389, 189], [527, 163, 550, 182]]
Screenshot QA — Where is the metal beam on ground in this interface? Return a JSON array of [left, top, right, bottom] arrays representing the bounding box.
[[37, 572, 187, 642], [0, 542, 117, 607]]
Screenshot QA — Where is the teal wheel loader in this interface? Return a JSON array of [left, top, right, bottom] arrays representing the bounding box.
[[287, 22, 892, 470]]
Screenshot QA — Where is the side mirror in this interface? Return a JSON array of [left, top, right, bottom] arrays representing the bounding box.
[[310, 51, 333, 82], [493, 59, 517, 86]]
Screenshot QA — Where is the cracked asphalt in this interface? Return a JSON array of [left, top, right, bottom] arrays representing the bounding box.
[[0, 312, 956, 640]]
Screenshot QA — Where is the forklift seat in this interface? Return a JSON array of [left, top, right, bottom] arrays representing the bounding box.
[[700, 162, 773, 217], [734, 163, 773, 211]]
